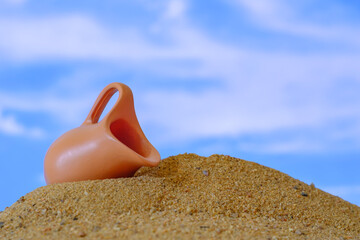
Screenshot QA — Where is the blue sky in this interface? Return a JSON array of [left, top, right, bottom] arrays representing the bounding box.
[[0, 0, 359, 210]]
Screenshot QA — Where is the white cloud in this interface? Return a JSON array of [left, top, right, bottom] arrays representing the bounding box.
[[0, 89, 93, 126], [164, 0, 187, 20], [0, 112, 24, 135], [0, 74, 123, 131], [0, 109, 45, 138], [0, 15, 165, 62], [1, 0, 26, 6], [233, 0, 360, 46], [239, 140, 324, 154]]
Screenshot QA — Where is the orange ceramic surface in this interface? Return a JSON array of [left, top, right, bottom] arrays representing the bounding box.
[[44, 82, 161, 184]]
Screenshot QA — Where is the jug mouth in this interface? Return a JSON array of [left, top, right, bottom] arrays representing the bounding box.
[[110, 119, 152, 158]]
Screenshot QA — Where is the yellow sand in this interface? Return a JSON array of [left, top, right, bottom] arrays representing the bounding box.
[[1, 154, 359, 239]]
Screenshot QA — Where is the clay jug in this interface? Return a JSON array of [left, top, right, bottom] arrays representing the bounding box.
[[44, 82, 161, 184]]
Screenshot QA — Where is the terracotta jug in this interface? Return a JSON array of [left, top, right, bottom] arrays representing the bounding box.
[[44, 82, 161, 184]]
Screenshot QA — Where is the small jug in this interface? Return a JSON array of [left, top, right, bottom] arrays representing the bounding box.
[[44, 82, 161, 184]]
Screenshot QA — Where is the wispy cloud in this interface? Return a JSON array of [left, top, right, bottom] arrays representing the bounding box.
[[0, 85, 95, 126], [0, 15, 157, 61], [0, 109, 45, 138], [233, 0, 360, 47], [239, 139, 324, 154], [163, 0, 187, 20], [0, 0, 27, 6]]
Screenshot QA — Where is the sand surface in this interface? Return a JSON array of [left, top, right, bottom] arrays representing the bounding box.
[[1, 153, 359, 239]]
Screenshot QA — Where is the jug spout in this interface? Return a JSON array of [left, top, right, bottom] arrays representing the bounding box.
[[110, 119, 151, 158], [109, 118, 160, 167], [44, 82, 161, 184]]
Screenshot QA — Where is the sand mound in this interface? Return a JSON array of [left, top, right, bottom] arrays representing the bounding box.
[[1, 154, 359, 239]]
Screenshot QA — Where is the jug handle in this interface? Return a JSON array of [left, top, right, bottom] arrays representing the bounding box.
[[84, 83, 130, 125]]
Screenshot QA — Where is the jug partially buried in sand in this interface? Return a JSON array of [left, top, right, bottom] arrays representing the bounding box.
[[44, 82, 161, 184]]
